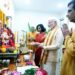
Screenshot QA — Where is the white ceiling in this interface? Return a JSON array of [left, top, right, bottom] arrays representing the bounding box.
[[12, 0, 71, 16]]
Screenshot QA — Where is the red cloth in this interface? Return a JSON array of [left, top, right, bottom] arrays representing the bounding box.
[[35, 32, 45, 43], [35, 32, 46, 66], [9, 39, 15, 48], [2, 39, 15, 48]]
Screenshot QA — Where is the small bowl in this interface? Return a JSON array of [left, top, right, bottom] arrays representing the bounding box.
[[24, 54, 30, 61]]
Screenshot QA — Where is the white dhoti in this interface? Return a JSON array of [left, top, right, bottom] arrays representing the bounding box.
[[43, 61, 61, 75]]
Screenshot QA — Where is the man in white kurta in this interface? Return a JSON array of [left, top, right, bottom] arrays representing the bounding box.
[[40, 19, 64, 75]]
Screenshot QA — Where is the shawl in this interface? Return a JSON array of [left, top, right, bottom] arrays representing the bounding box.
[[40, 26, 58, 64]]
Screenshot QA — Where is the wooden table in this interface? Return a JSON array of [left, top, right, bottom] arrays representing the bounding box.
[[0, 53, 18, 71], [17, 52, 35, 67]]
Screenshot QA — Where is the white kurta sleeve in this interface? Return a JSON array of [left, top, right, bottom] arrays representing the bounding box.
[[43, 29, 64, 50]]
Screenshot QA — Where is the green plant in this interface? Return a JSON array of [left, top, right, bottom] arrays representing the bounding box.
[[23, 68, 36, 75]]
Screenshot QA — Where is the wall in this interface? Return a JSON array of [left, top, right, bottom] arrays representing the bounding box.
[[12, 11, 75, 42], [0, 0, 14, 17], [12, 11, 60, 32], [12, 11, 59, 42]]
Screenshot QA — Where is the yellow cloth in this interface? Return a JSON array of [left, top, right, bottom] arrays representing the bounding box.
[[40, 26, 58, 64], [26, 32, 37, 51], [60, 29, 75, 75]]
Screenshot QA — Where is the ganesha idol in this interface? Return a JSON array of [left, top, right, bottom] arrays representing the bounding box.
[[0, 29, 15, 53]]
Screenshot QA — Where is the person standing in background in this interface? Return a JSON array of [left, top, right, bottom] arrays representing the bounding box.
[[61, 23, 70, 53], [27, 26, 37, 51]]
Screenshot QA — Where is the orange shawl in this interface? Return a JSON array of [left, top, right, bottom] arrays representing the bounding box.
[[40, 26, 58, 64]]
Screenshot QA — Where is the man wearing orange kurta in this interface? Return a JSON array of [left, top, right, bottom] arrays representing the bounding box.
[[27, 26, 37, 51], [60, 0, 75, 75]]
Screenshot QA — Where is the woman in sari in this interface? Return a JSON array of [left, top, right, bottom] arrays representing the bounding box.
[[34, 24, 46, 66]]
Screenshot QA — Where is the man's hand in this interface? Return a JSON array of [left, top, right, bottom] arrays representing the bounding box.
[[27, 42, 40, 46], [43, 46, 48, 50]]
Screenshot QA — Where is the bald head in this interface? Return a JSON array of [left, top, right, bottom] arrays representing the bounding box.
[[30, 26, 35, 32]]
